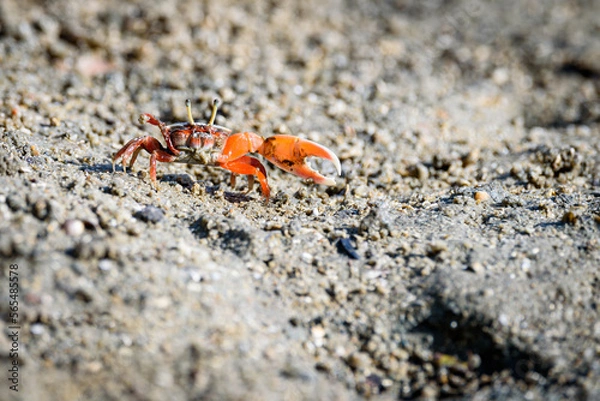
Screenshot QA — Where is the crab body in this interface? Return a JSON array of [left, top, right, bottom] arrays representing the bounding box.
[[158, 121, 230, 164], [112, 100, 341, 199]]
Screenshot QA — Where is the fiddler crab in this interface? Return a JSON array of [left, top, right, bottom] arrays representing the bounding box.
[[112, 99, 341, 199]]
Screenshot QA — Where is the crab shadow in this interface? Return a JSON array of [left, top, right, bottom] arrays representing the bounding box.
[[79, 162, 257, 203]]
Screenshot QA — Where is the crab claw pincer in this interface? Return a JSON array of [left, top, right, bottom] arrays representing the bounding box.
[[258, 135, 342, 186]]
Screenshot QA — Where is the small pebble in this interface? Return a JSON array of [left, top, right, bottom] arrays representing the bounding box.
[[474, 191, 491, 203], [98, 259, 114, 271], [30, 324, 45, 335], [469, 261, 485, 274], [300, 252, 313, 263], [462, 149, 480, 166], [353, 185, 369, 198], [135, 205, 164, 223], [414, 163, 429, 181], [311, 325, 326, 347], [347, 352, 371, 370], [428, 240, 448, 255], [338, 238, 360, 259], [32, 199, 50, 220], [562, 209, 580, 225], [492, 67, 510, 85], [83, 361, 103, 373], [63, 219, 85, 236]]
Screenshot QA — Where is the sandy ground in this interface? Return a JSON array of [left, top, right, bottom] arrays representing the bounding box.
[[1, 0, 599, 400]]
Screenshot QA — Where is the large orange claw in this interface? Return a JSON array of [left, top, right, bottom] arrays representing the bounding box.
[[258, 135, 342, 186]]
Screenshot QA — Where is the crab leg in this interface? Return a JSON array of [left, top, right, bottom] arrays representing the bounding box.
[[216, 132, 271, 197], [219, 155, 269, 198], [258, 135, 342, 186], [112, 136, 177, 188]]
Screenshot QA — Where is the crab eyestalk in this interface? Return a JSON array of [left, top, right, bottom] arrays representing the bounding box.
[[185, 99, 195, 125], [208, 98, 220, 126]]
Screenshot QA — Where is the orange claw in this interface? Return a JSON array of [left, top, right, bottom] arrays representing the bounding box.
[[216, 132, 341, 198], [258, 135, 342, 186]]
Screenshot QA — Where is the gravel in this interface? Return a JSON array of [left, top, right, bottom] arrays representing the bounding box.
[[1, 0, 599, 400]]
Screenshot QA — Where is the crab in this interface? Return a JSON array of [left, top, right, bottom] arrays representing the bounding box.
[[112, 99, 341, 199]]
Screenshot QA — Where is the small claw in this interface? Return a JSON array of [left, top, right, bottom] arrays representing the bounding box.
[[259, 135, 341, 185], [138, 113, 162, 127]]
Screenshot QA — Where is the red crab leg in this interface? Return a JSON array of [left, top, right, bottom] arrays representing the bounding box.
[[258, 135, 342, 185], [112, 136, 177, 188], [139, 113, 179, 155]]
